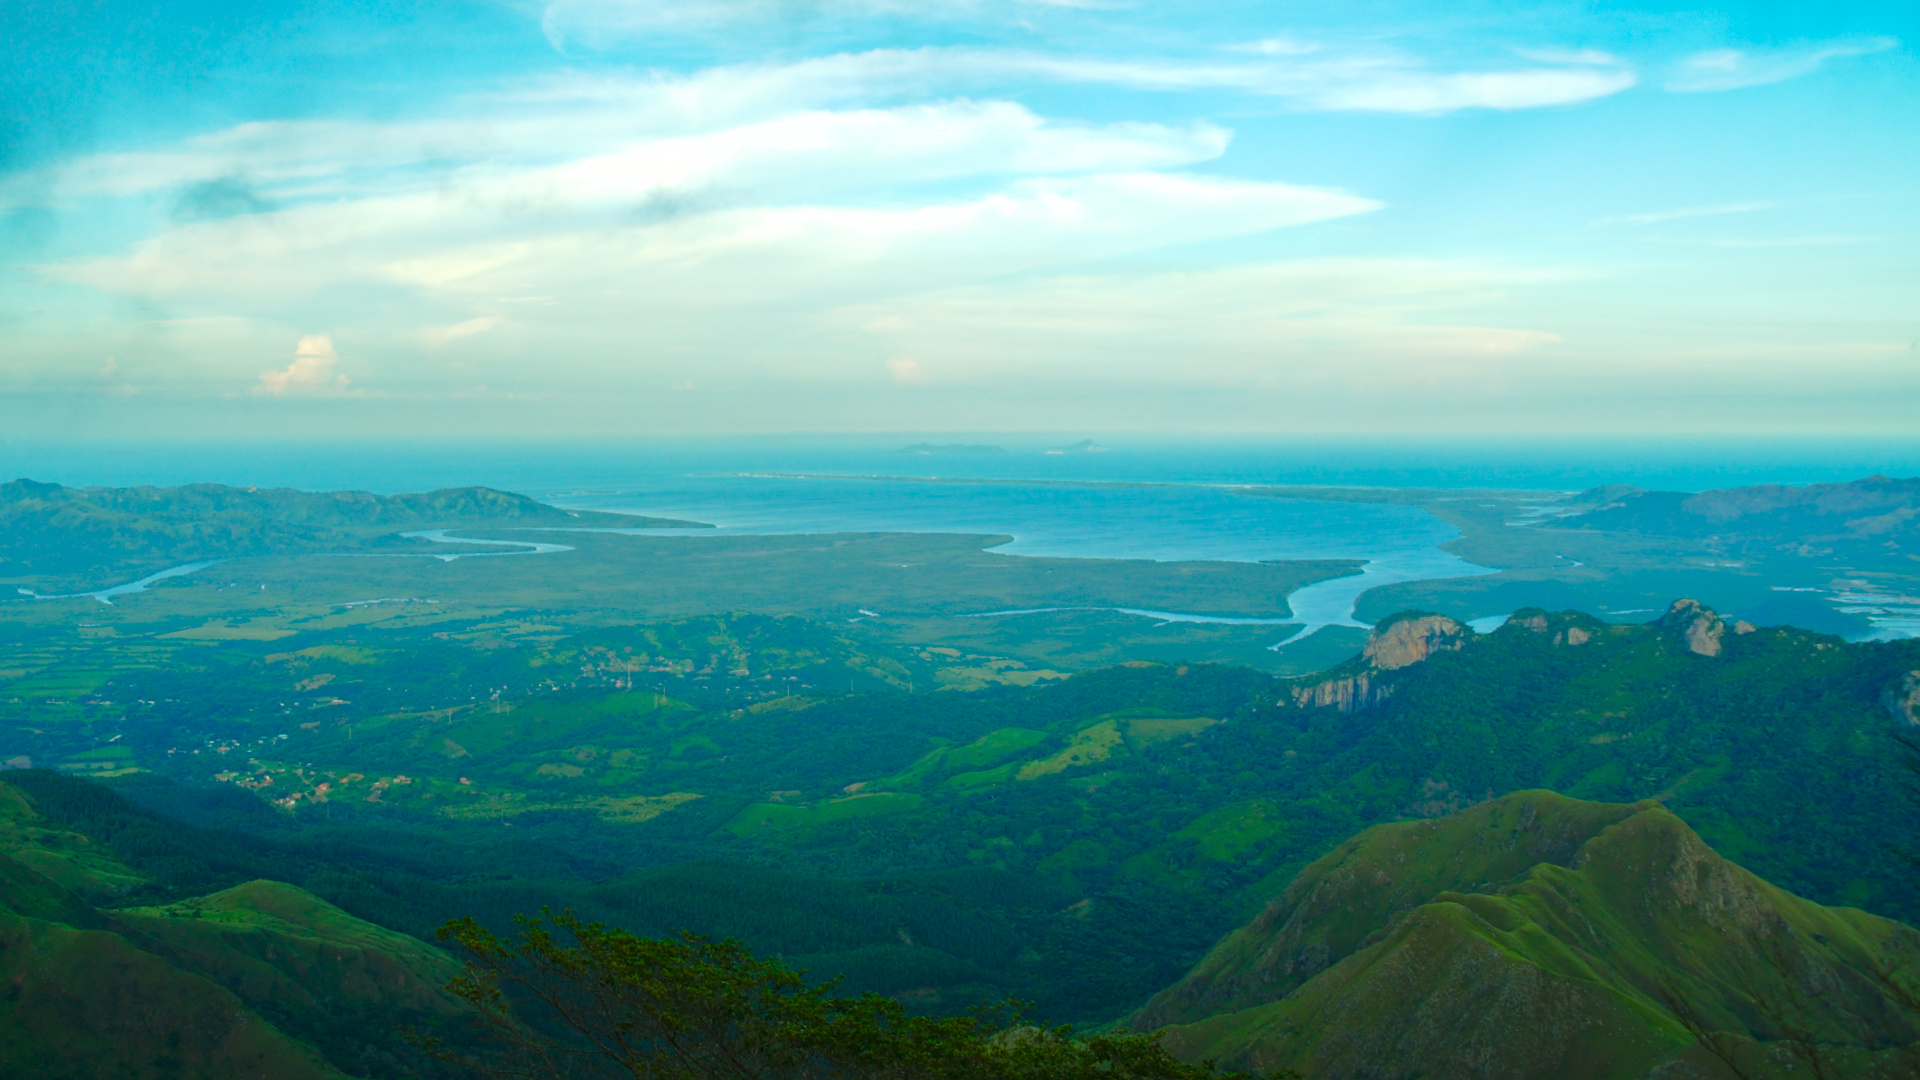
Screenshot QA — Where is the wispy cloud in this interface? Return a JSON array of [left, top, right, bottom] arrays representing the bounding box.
[[963, 50, 1636, 113], [1600, 201, 1773, 226], [423, 316, 504, 348], [1701, 234, 1883, 249], [839, 259, 1570, 387], [539, 0, 1115, 43], [1225, 37, 1320, 58], [3, 40, 1642, 219], [14, 93, 1229, 211], [1514, 47, 1619, 66], [1667, 37, 1898, 93]]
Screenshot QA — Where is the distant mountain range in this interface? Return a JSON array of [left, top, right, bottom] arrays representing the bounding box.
[[1560, 474, 1920, 560], [0, 479, 707, 588]]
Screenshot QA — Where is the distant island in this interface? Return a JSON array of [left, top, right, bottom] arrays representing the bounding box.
[[895, 443, 1009, 455], [1045, 439, 1108, 454]]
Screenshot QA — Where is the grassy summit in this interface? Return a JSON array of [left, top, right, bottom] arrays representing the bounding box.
[[1141, 790, 1920, 1079]]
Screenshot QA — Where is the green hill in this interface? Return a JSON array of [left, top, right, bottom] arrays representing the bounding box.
[[0, 779, 467, 1079], [1139, 790, 1920, 1079], [0, 478, 707, 589], [5, 597, 1919, 1026]]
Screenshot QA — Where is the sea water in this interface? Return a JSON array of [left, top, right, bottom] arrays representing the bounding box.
[[6, 436, 1918, 636]]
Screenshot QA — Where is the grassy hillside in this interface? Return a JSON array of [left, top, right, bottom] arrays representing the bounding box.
[[0, 779, 469, 1078], [0, 847, 347, 1080], [1142, 791, 1920, 1079]]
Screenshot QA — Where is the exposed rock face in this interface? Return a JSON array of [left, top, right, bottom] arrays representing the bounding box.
[[1291, 674, 1390, 712], [1891, 671, 1920, 726], [1290, 615, 1466, 712], [1662, 598, 1725, 657], [1362, 615, 1468, 670], [1560, 626, 1592, 646]]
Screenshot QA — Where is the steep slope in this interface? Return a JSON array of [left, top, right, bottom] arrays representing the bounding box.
[[0, 851, 344, 1080], [0, 778, 467, 1078], [1270, 599, 1920, 921], [1138, 791, 1920, 1079]]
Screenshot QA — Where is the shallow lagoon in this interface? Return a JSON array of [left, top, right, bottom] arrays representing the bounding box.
[[554, 475, 1496, 631]]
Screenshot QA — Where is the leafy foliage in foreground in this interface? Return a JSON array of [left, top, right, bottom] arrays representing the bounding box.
[[432, 910, 1273, 1080]]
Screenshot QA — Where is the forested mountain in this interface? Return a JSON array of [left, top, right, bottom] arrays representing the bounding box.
[[2, 596, 1910, 1039], [0, 479, 704, 587]]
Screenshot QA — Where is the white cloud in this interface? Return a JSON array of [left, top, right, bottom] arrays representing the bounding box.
[[538, 0, 1103, 43], [2, 39, 1644, 219], [1226, 37, 1320, 58], [838, 259, 1568, 388], [1600, 201, 1773, 226], [47, 91, 1374, 307], [16, 92, 1226, 214], [1515, 47, 1620, 66], [254, 335, 361, 396], [952, 51, 1636, 112], [885, 357, 929, 384], [1667, 37, 1898, 93], [423, 316, 504, 348], [56, 170, 1375, 312]]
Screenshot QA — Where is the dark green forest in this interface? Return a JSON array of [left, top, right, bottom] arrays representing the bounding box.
[[4, 601, 1916, 1027]]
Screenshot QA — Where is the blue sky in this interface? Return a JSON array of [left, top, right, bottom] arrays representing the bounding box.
[[1, 0, 1915, 440]]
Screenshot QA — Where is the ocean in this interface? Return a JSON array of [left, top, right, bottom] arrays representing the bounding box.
[[6, 436, 1917, 637]]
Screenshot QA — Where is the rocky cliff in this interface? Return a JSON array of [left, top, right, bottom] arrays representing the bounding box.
[[1290, 614, 1468, 712]]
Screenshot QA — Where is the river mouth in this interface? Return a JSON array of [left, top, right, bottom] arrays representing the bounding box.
[[10, 530, 575, 604], [955, 545, 1497, 648], [15, 561, 226, 605]]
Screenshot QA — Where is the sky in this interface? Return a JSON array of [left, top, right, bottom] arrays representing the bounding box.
[[1, 0, 1915, 441]]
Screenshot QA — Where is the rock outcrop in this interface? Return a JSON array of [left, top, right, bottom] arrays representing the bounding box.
[[1291, 673, 1388, 712], [1290, 614, 1467, 712], [1891, 671, 1920, 726], [1362, 614, 1468, 670], [1662, 598, 1726, 657]]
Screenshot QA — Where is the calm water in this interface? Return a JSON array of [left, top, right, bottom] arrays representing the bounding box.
[[7, 437, 1916, 634]]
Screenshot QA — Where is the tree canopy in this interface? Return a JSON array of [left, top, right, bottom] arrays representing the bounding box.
[[430, 911, 1274, 1080]]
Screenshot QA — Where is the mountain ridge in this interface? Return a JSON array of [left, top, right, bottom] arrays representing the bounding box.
[[0, 478, 710, 588], [1139, 790, 1920, 1079]]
